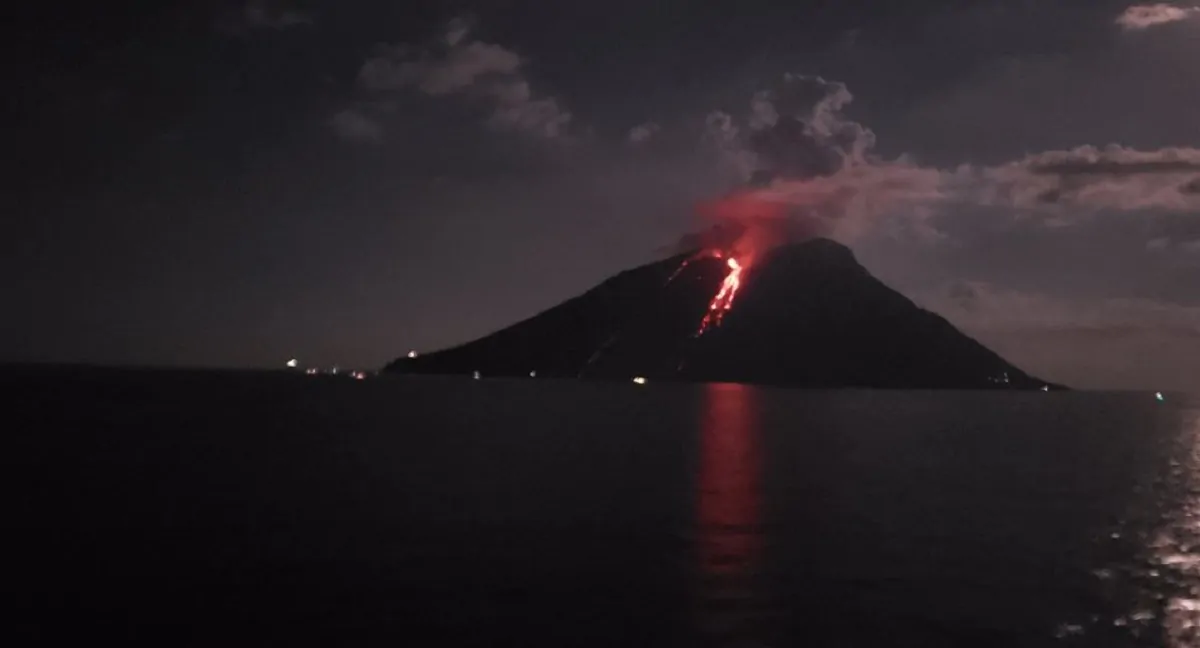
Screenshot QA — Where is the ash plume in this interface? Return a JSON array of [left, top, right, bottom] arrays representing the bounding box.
[[686, 75, 1200, 257], [689, 75, 941, 258]]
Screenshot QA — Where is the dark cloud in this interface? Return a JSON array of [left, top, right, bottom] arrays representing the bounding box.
[[349, 18, 570, 140], [1029, 154, 1200, 177], [745, 75, 875, 179], [358, 42, 520, 94], [626, 122, 660, 144], [969, 146, 1200, 213], [1116, 3, 1199, 30], [749, 117, 843, 179], [215, 1, 313, 36], [329, 108, 382, 143]]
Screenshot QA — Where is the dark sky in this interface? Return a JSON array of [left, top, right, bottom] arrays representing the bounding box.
[[5, 0, 1200, 390]]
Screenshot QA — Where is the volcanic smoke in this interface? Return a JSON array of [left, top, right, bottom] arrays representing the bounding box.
[[685, 188, 797, 335], [682, 76, 876, 335]]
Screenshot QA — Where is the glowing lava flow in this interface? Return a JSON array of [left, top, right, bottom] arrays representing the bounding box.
[[697, 256, 745, 335]]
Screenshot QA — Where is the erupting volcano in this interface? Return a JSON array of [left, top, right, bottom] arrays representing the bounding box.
[[384, 74, 1061, 388], [384, 238, 1057, 390]]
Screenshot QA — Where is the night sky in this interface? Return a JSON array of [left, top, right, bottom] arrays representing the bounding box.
[[6, 0, 1200, 390]]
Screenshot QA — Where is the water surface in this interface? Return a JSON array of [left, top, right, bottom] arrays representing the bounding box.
[[4, 367, 1197, 646]]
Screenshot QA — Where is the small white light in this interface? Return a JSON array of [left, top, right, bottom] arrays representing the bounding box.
[[306, 368, 317, 375], [632, 377, 647, 385], [529, 371, 537, 378], [286, 358, 298, 368], [1042, 385, 1050, 392], [1157, 391, 1165, 402], [473, 371, 481, 380], [331, 367, 339, 375], [408, 350, 418, 359]]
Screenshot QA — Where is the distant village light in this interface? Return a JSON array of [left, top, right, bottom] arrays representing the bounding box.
[[632, 377, 647, 385], [408, 350, 418, 358], [286, 358, 298, 368]]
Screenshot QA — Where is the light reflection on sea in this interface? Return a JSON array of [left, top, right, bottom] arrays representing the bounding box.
[[1146, 406, 1200, 647], [1072, 401, 1200, 646]]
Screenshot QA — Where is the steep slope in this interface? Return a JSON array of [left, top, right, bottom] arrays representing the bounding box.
[[383, 239, 1053, 389]]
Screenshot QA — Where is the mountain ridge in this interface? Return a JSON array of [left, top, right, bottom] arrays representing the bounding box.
[[384, 239, 1056, 390]]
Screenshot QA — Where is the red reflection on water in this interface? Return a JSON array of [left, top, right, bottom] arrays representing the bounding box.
[[697, 383, 762, 578], [695, 383, 770, 648]]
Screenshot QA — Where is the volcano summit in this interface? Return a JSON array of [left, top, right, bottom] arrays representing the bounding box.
[[385, 239, 1052, 389]]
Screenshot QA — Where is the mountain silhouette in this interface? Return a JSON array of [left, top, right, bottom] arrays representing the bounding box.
[[384, 239, 1054, 389]]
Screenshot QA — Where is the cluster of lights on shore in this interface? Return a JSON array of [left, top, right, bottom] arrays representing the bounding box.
[[399, 349, 651, 384], [284, 355, 1170, 398], [276, 249, 735, 388], [286, 358, 368, 380], [290, 351, 650, 386]]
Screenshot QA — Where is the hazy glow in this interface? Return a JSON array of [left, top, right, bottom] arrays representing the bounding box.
[[632, 377, 647, 385], [286, 358, 298, 368]]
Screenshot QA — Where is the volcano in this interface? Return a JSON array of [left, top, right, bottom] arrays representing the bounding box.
[[384, 239, 1053, 389]]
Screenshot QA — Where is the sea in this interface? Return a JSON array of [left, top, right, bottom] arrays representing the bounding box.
[[4, 366, 1199, 647]]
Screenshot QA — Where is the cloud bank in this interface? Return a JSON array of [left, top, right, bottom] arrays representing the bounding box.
[[965, 145, 1200, 214]]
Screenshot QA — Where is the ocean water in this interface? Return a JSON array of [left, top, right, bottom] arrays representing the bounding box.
[[4, 367, 1199, 647]]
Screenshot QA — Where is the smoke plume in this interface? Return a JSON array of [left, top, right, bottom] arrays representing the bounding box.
[[691, 75, 940, 258], [689, 75, 1200, 258]]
